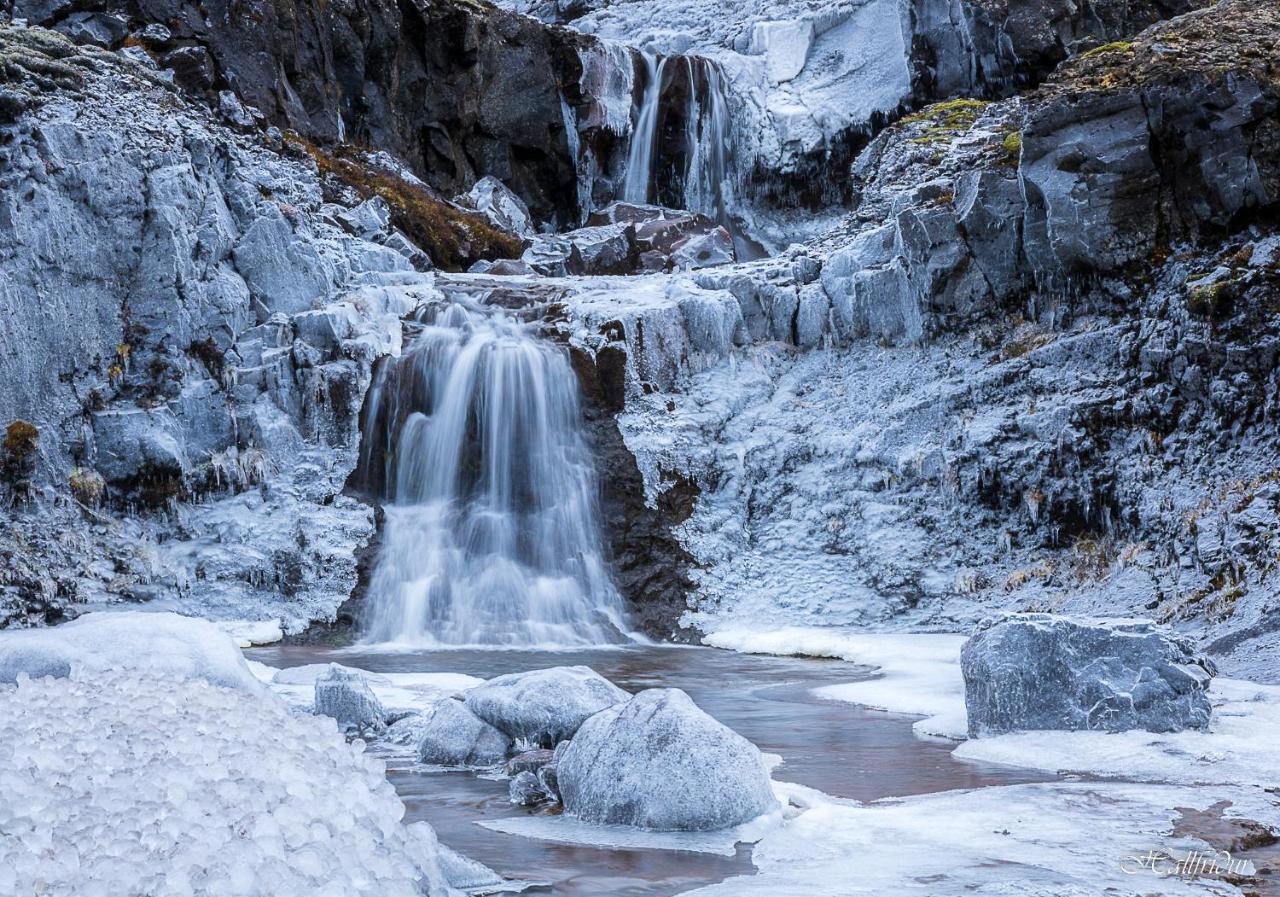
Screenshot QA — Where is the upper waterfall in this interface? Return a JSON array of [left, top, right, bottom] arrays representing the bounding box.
[[355, 300, 628, 647]]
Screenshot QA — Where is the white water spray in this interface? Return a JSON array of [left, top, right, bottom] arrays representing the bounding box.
[[359, 301, 627, 646]]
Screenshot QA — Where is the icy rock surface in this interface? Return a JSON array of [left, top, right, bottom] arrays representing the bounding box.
[[558, 688, 778, 831], [314, 665, 388, 735], [962, 614, 1216, 736], [457, 176, 535, 239], [465, 666, 629, 747], [0, 671, 462, 897], [411, 699, 512, 767], [0, 611, 260, 691], [508, 770, 553, 806]]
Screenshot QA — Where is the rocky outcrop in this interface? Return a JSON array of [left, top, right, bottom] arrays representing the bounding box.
[[962, 614, 1216, 735], [0, 26, 432, 630], [557, 688, 778, 831]]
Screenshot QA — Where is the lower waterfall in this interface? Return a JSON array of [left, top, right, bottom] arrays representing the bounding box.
[[355, 300, 627, 646]]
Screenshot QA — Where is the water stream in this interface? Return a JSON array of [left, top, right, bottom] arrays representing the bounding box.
[[248, 644, 1056, 896], [354, 300, 626, 647]]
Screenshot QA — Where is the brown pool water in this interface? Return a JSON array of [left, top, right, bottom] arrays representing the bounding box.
[[247, 643, 1054, 896]]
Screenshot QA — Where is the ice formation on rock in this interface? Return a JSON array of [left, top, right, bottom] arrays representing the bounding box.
[[0, 671, 465, 897], [314, 665, 388, 735], [962, 614, 1216, 736], [409, 698, 513, 767]]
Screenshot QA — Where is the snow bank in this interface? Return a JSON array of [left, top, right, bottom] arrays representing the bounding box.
[[0, 671, 460, 897], [216, 618, 285, 647], [705, 626, 968, 737], [0, 611, 262, 692], [257, 662, 482, 714]]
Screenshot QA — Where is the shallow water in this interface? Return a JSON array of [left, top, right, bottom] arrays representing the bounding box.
[[247, 643, 1054, 896]]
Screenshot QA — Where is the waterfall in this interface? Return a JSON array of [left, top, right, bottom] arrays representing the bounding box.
[[356, 300, 627, 647], [619, 51, 737, 230], [621, 51, 669, 205]]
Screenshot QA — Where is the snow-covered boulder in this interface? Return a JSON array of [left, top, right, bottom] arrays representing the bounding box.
[[410, 698, 512, 767], [0, 670, 466, 896], [962, 614, 1216, 737], [0, 612, 261, 691], [314, 665, 387, 735], [557, 688, 778, 831], [465, 666, 628, 747]]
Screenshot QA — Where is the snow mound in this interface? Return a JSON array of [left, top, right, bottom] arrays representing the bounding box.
[[0, 611, 261, 692], [558, 688, 778, 831], [465, 666, 629, 747], [0, 671, 460, 897]]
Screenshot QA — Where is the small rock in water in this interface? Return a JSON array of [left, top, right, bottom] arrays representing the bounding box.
[[465, 666, 629, 748], [509, 770, 553, 807], [414, 699, 511, 767], [558, 688, 778, 831], [537, 763, 560, 802], [314, 665, 387, 736], [962, 613, 1216, 737], [505, 748, 555, 776]]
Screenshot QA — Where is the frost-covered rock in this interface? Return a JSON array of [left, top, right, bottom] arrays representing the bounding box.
[[506, 748, 555, 776], [0, 671, 463, 897], [465, 666, 629, 747], [314, 665, 387, 735], [0, 611, 261, 691], [458, 176, 535, 239], [557, 688, 777, 830], [413, 698, 512, 767], [962, 614, 1216, 737], [508, 770, 553, 806]]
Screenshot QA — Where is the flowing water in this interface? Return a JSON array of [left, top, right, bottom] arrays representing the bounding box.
[[354, 300, 626, 647], [248, 644, 1056, 896]]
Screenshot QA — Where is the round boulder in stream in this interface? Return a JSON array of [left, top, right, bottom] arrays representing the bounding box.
[[558, 688, 779, 831], [465, 666, 629, 747], [394, 698, 512, 767]]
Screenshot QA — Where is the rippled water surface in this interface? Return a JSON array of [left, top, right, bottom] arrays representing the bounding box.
[[248, 644, 1054, 895]]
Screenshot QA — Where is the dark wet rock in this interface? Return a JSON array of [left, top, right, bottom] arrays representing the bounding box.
[[558, 688, 777, 831], [505, 749, 555, 776], [537, 763, 560, 801], [465, 666, 629, 748], [962, 614, 1216, 736], [314, 665, 387, 735]]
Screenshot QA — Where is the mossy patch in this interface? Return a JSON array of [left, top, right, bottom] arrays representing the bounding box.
[[1081, 40, 1135, 60], [902, 98, 990, 146], [289, 137, 523, 272]]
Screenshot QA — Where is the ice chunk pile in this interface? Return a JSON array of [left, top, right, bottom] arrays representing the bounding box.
[[465, 666, 629, 747], [0, 611, 261, 691], [0, 671, 462, 897], [558, 688, 778, 831]]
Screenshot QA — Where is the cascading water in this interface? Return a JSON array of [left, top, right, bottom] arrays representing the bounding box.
[[356, 300, 628, 647], [621, 51, 669, 205]]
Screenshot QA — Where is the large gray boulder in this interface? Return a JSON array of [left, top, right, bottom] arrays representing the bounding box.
[[557, 688, 778, 831], [314, 665, 387, 735], [409, 699, 512, 767], [962, 614, 1216, 737], [464, 666, 628, 748]]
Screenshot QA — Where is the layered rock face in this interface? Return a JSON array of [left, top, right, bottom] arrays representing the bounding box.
[[961, 614, 1216, 736]]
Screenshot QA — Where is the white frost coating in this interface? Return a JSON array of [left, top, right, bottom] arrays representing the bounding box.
[[0, 611, 262, 692], [684, 781, 1270, 896], [706, 627, 969, 738], [558, 688, 780, 830], [465, 665, 629, 747], [263, 663, 483, 714], [0, 672, 459, 897], [747, 19, 814, 83]]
